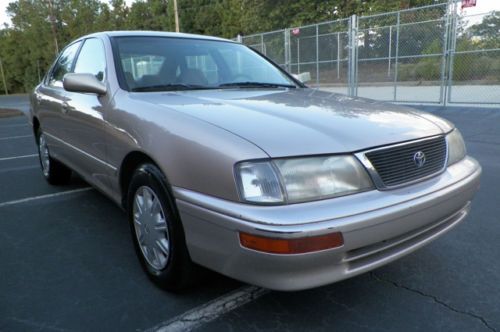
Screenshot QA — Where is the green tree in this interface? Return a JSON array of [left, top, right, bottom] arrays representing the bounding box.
[[468, 11, 500, 49], [127, 0, 171, 31], [59, 0, 113, 40], [3, 1, 57, 91], [0, 0, 459, 94], [110, 0, 129, 30]]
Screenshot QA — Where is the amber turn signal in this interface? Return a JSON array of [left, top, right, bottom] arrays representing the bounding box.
[[239, 232, 344, 254]]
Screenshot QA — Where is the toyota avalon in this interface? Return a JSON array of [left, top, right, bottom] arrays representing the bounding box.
[[30, 31, 481, 291]]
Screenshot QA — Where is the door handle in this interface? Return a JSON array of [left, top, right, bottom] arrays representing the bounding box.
[[61, 102, 70, 114]]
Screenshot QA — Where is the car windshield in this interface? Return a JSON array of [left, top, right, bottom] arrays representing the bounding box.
[[113, 36, 297, 92]]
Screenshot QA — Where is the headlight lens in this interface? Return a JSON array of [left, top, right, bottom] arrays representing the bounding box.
[[236, 156, 373, 204], [447, 129, 466, 166], [235, 161, 284, 203], [275, 156, 373, 203]]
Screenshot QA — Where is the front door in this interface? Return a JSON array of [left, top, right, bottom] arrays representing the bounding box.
[[61, 38, 114, 194]]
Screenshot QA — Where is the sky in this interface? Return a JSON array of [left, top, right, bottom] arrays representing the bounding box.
[[0, 0, 499, 27], [459, 0, 500, 26]]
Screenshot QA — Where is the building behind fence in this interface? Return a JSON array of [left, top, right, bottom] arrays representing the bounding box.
[[239, 1, 500, 106]]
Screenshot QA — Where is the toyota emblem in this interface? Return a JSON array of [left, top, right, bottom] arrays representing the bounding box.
[[413, 151, 426, 168]]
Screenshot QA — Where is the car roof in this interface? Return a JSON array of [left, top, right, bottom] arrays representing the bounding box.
[[82, 30, 234, 43]]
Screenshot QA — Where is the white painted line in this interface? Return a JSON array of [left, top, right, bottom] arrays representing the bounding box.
[[0, 154, 37, 161], [148, 286, 269, 332], [0, 187, 93, 208], [0, 135, 32, 141]]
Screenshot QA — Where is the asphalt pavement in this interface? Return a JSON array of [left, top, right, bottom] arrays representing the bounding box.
[[0, 95, 498, 332]]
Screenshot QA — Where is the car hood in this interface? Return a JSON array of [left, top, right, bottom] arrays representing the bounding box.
[[131, 88, 452, 158]]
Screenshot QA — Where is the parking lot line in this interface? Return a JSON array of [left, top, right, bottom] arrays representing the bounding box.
[[0, 154, 37, 161], [148, 285, 269, 332], [0, 135, 32, 141], [0, 187, 93, 208]]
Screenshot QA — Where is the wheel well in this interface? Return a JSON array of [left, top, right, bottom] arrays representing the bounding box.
[[33, 117, 40, 142], [119, 151, 156, 209]]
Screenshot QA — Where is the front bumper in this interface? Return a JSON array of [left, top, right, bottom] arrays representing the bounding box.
[[174, 157, 481, 291]]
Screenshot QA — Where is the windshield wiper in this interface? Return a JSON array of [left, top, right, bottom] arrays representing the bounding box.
[[131, 84, 215, 92], [218, 82, 296, 89]]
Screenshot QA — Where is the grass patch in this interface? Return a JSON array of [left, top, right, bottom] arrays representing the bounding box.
[[0, 108, 24, 118]]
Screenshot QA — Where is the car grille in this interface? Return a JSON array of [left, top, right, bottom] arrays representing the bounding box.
[[365, 136, 447, 188]]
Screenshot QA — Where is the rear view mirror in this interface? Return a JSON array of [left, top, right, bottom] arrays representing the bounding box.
[[63, 73, 107, 95]]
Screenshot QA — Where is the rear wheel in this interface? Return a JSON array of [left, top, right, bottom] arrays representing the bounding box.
[[37, 129, 72, 185], [127, 163, 194, 291]]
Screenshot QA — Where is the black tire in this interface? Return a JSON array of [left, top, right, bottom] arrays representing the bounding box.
[[127, 163, 194, 291], [36, 128, 72, 185]]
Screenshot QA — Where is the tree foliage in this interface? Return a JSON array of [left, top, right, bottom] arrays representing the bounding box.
[[468, 11, 500, 49], [0, 0, 496, 93]]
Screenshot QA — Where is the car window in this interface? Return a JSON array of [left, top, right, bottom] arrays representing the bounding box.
[[121, 55, 165, 80], [48, 41, 81, 87], [185, 54, 219, 84], [113, 37, 296, 91], [218, 48, 279, 83], [73, 38, 106, 81]]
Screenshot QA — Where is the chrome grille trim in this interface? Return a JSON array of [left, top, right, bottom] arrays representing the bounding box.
[[355, 135, 448, 190]]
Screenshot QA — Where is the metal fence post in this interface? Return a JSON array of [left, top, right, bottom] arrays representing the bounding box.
[[284, 29, 291, 72], [393, 12, 400, 102], [355, 17, 359, 97], [297, 38, 300, 74], [446, 0, 458, 105], [337, 32, 341, 80], [316, 24, 320, 86], [348, 14, 358, 97], [347, 15, 354, 96], [440, 1, 452, 106], [388, 25, 392, 77], [260, 33, 265, 55]]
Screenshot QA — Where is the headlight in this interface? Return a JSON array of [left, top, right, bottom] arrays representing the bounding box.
[[235, 161, 284, 203], [275, 156, 373, 203], [447, 129, 466, 166], [236, 156, 373, 204]]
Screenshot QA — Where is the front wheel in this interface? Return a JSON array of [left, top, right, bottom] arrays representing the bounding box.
[[37, 129, 72, 185], [127, 163, 194, 291]]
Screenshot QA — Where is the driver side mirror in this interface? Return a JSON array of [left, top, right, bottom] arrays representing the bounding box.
[[292, 72, 311, 84], [63, 73, 107, 95]]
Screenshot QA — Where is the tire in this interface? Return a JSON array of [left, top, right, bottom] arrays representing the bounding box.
[[36, 129, 72, 185], [127, 163, 194, 291]]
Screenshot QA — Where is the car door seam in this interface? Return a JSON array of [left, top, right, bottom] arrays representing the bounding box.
[[44, 132, 117, 171]]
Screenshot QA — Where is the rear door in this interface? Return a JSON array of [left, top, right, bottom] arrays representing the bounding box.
[[36, 41, 82, 161]]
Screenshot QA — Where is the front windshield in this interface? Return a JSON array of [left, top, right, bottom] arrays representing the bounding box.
[[113, 36, 297, 92]]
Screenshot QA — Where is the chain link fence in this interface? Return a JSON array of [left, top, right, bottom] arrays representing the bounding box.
[[447, 2, 500, 104], [238, 1, 500, 106]]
